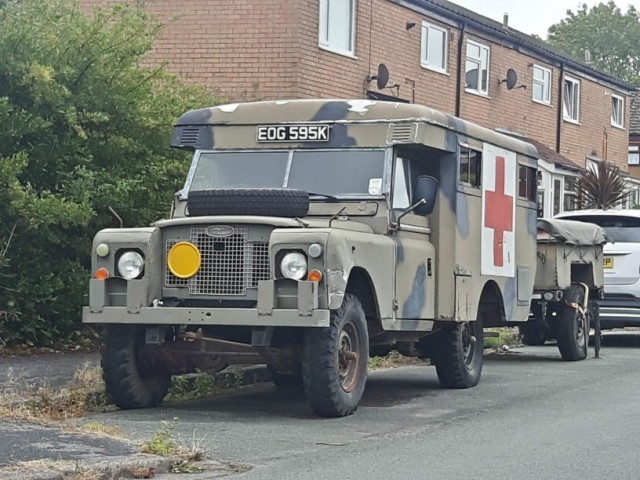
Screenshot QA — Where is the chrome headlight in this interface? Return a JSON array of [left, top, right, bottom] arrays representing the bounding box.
[[117, 251, 144, 279], [280, 252, 307, 280]]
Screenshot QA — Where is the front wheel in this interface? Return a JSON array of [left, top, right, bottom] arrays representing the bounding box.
[[301, 294, 369, 417], [555, 285, 588, 361], [101, 325, 171, 409], [431, 313, 484, 389]]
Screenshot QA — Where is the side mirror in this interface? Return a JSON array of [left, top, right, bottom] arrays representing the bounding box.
[[412, 176, 439, 216]]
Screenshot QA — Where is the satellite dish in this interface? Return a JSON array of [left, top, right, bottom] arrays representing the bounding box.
[[505, 68, 518, 90], [376, 64, 389, 89]]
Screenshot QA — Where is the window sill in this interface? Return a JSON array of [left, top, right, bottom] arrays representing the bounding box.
[[465, 88, 491, 99], [532, 99, 552, 108], [611, 123, 626, 131], [420, 64, 449, 76], [563, 117, 581, 126], [318, 45, 357, 60]]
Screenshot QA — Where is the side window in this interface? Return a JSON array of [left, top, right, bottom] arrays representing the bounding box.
[[392, 157, 411, 209], [518, 165, 536, 202], [459, 146, 482, 187]]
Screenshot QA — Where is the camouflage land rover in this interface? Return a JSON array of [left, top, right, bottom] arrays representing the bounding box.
[[83, 99, 603, 418]]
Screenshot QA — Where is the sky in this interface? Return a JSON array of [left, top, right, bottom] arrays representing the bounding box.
[[449, 0, 640, 38]]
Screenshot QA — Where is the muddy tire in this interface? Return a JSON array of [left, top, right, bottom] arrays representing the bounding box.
[[101, 325, 171, 409], [187, 188, 309, 217], [301, 294, 369, 417], [556, 284, 588, 361], [432, 313, 484, 389]]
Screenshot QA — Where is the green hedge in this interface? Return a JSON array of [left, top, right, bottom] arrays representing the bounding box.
[[0, 0, 219, 345]]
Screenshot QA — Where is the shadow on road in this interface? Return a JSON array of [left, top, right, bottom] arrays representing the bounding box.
[[594, 333, 640, 349], [163, 366, 443, 417]]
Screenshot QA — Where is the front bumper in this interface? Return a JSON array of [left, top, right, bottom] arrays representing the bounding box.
[[83, 305, 330, 327]]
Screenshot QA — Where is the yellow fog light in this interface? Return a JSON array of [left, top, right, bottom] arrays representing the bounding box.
[[96, 243, 110, 258], [167, 242, 201, 278]]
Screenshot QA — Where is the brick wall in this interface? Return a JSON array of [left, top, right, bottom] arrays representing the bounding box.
[[79, 0, 630, 170]]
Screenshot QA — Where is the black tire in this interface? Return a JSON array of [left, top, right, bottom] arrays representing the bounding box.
[[101, 325, 171, 409], [432, 313, 484, 389], [267, 364, 303, 388], [301, 294, 369, 417], [519, 322, 547, 346], [187, 188, 309, 217], [556, 285, 588, 361]]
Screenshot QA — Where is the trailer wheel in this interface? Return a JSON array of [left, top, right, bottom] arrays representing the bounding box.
[[432, 313, 484, 389], [101, 325, 171, 409], [301, 294, 369, 417], [556, 284, 588, 361]]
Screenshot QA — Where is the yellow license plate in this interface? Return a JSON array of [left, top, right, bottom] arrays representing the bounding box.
[[603, 257, 614, 269]]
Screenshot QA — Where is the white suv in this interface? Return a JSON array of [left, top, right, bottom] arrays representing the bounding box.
[[555, 209, 640, 329]]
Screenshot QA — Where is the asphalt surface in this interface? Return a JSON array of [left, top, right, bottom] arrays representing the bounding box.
[[1, 335, 640, 479], [81, 333, 640, 480]]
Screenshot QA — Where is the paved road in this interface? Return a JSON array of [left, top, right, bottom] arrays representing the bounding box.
[[84, 334, 640, 480]]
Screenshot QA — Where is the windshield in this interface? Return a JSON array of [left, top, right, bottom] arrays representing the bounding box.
[[187, 149, 387, 197], [561, 214, 640, 242]]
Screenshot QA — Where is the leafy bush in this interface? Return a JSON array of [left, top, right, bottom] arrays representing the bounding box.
[[0, 0, 219, 345]]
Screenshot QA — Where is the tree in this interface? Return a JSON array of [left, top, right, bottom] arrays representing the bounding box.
[[547, 1, 640, 85], [576, 160, 630, 209], [0, 0, 218, 345]]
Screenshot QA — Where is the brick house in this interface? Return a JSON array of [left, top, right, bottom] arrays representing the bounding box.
[[81, 0, 634, 217]]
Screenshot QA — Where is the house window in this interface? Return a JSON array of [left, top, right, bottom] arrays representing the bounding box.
[[563, 76, 580, 122], [611, 93, 624, 128], [629, 146, 640, 166], [319, 0, 356, 56], [465, 40, 490, 95], [553, 178, 562, 216], [518, 165, 536, 201], [459, 146, 482, 187], [532, 65, 551, 105], [421, 21, 447, 73], [564, 176, 578, 211]]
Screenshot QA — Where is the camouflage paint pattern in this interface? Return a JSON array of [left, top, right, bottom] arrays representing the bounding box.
[[86, 99, 542, 332]]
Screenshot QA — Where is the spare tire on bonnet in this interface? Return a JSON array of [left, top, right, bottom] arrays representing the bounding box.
[[186, 188, 310, 218]]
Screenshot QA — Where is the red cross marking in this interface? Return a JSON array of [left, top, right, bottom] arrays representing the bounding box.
[[485, 155, 514, 267]]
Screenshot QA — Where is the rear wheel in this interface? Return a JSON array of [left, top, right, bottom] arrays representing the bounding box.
[[301, 294, 369, 417], [432, 312, 484, 389], [101, 325, 171, 409], [555, 284, 588, 361]]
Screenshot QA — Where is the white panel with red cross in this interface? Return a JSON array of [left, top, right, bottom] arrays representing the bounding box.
[[481, 143, 516, 277]]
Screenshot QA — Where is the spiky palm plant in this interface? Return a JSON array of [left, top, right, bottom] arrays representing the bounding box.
[[576, 161, 630, 209]]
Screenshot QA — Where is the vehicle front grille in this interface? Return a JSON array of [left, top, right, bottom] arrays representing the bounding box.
[[165, 225, 270, 296]]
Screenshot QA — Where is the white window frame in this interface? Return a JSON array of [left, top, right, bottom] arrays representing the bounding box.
[[465, 39, 490, 96], [532, 65, 551, 105], [319, 0, 356, 57], [611, 93, 625, 128], [563, 76, 580, 123], [420, 21, 448, 74], [629, 146, 640, 166]]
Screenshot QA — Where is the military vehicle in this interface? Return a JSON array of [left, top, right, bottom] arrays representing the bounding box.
[[83, 99, 605, 417]]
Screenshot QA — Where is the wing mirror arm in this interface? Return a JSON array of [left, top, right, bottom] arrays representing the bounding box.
[[391, 198, 427, 231]]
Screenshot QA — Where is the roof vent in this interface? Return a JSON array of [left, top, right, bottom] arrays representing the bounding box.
[[387, 123, 416, 143], [179, 127, 200, 145]]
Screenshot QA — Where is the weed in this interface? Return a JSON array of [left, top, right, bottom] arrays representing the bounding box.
[[140, 419, 207, 474], [368, 350, 426, 370], [0, 363, 106, 423], [80, 422, 123, 438], [484, 328, 520, 349]]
